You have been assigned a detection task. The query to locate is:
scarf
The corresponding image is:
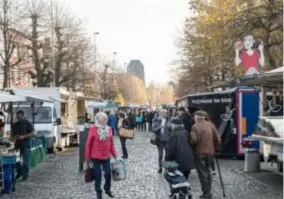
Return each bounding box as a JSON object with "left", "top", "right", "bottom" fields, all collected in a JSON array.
[{"left": 95, "top": 124, "right": 109, "bottom": 141}]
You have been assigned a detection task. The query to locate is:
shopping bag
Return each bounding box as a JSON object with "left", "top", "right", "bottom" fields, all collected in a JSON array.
[
  {"left": 111, "top": 158, "right": 126, "bottom": 181},
  {"left": 119, "top": 128, "right": 134, "bottom": 139},
  {"left": 85, "top": 163, "right": 94, "bottom": 183}
]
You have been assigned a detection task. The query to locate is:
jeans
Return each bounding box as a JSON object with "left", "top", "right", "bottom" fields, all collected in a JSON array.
[
  {"left": 119, "top": 136, "right": 128, "bottom": 158},
  {"left": 16, "top": 148, "right": 31, "bottom": 177},
  {"left": 92, "top": 159, "right": 112, "bottom": 193},
  {"left": 195, "top": 154, "right": 213, "bottom": 196},
  {"left": 157, "top": 142, "right": 167, "bottom": 169}
]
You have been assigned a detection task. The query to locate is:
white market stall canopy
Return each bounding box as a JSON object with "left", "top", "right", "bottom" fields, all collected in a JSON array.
[
  {"left": 0, "top": 93, "right": 26, "bottom": 103},
  {"left": 87, "top": 101, "right": 117, "bottom": 108},
  {"left": 10, "top": 89, "right": 56, "bottom": 103}
]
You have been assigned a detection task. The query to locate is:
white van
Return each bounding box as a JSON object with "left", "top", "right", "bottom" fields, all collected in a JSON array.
[{"left": 5, "top": 101, "right": 62, "bottom": 153}]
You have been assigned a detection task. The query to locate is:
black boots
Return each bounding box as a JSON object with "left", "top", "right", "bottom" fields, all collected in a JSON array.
[
  {"left": 96, "top": 192, "right": 103, "bottom": 199},
  {"left": 105, "top": 190, "right": 115, "bottom": 198}
]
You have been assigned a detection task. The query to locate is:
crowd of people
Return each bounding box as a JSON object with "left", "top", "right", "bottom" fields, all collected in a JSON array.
[{"left": 84, "top": 107, "right": 221, "bottom": 199}]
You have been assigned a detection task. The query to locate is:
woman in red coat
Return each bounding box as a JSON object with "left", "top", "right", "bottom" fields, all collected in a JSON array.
[{"left": 85, "top": 112, "right": 117, "bottom": 199}]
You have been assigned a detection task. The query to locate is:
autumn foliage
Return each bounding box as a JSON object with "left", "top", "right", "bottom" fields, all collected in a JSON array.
[{"left": 174, "top": 0, "right": 283, "bottom": 97}]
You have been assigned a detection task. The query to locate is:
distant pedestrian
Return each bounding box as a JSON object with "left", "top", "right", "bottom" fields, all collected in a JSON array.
[
  {"left": 85, "top": 112, "right": 117, "bottom": 199},
  {"left": 152, "top": 109, "right": 170, "bottom": 173},
  {"left": 108, "top": 110, "right": 117, "bottom": 136},
  {"left": 127, "top": 109, "right": 136, "bottom": 130},
  {"left": 12, "top": 110, "right": 35, "bottom": 181},
  {"left": 190, "top": 111, "right": 221, "bottom": 199},
  {"left": 136, "top": 113, "right": 143, "bottom": 131},
  {"left": 146, "top": 110, "right": 154, "bottom": 132},
  {"left": 118, "top": 112, "right": 129, "bottom": 159},
  {"left": 165, "top": 118, "right": 195, "bottom": 180}
]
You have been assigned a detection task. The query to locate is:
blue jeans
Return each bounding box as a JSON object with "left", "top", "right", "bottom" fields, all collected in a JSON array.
[
  {"left": 92, "top": 159, "right": 111, "bottom": 193},
  {"left": 16, "top": 148, "right": 31, "bottom": 177}
]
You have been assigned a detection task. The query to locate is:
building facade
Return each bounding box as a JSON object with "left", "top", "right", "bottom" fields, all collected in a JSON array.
[
  {"left": 0, "top": 29, "right": 35, "bottom": 88},
  {"left": 127, "top": 60, "right": 145, "bottom": 84}
]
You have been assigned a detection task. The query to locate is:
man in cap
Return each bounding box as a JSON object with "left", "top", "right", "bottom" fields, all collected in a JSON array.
[{"left": 191, "top": 111, "right": 221, "bottom": 199}]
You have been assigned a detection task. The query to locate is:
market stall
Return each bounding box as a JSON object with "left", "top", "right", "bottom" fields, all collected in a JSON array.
[{"left": 0, "top": 92, "right": 53, "bottom": 194}]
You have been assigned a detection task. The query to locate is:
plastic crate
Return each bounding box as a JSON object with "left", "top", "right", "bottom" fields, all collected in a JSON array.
[
  {"left": 3, "top": 164, "right": 15, "bottom": 193},
  {"left": 2, "top": 156, "right": 17, "bottom": 165}
]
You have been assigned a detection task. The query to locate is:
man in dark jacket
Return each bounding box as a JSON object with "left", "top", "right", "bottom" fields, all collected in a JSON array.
[
  {"left": 178, "top": 107, "right": 194, "bottom": 142},
  {"left": 146, "top": 111, "right": 154, "bottom": 131},
  {"left": 165, "top": 118, "right": 195, "bottom": 180},
  {"left": 127, "top": 109, "right": 136, "bottom": 129}
]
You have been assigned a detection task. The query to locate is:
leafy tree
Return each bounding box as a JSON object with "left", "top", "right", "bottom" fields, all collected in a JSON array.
[{"left": 174, "top": 0, "right": 283, "bottom": 97}]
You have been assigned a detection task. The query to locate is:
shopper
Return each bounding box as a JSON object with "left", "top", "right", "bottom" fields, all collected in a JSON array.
[
  {"left": 165, "top": 118, "right": 195, "bottom": 180},
  {"left": 11, "top": 110, "right": 35, "bottom": 181},
  {"left": 118, "top": 112, "right": 129, "bottom": 159},
  {"left": 177, "top": 107, "right": 194, "bottom": 142},
  {"left": 191, "top": 111, "right": 221, "bottom": 199},
  {"left": 152, "top": 109, "right": 170, "bottom": 173},
  {"left": 136, "top": 112, "right": 143, "bottom": 131},
  {"left": 146, "top": 110, "right": 154, "bottom": 132},
  {"left": 85, "top": 112, "right": 117, "bottom": 199},
  {"left": 108, "top": 110, "right": 117, "bottom": 136}
]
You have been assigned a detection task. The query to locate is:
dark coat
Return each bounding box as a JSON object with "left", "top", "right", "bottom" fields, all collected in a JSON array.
[
  {"left": 165, "top": 126, "right": 195, "bottom": 172},
  {"left": 178, "top": 112, "right": 194, "bottom": 142}
]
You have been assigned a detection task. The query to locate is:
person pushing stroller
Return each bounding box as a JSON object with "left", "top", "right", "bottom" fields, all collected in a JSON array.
[{"left": 164, "top": 118, "right": 195, "bottom": 198}]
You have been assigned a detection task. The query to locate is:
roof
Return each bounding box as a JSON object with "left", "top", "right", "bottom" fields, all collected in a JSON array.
[{"left": 209, "top": 67, "right": 283, "bottom": 89}]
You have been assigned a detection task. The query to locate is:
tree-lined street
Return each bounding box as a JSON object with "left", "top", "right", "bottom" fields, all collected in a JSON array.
[{"left": 2, "top": 132, "right": 282, "bottom": 199}]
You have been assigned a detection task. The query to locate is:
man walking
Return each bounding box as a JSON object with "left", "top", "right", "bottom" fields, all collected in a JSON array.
[
  {"left": 146, "top": 110, "right": 154, "bottom": 132},
  {"left": 152, "top": 109, "right": 170, "bottom": 173},
  {"left": 12, "top": 110, "right": 35, "bottom": 181},
  {"left": 191, "top": 111, "right": 221, "bottom": 199}
]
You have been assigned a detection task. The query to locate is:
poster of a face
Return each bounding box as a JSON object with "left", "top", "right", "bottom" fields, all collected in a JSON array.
[{"left": 234, "top": 34, "right": 265, "bottom": 75}]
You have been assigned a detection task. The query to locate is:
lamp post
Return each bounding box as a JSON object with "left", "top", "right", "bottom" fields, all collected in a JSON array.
[
  {"left": 94, "top": 32, "right": 100, "bottom": 70},
  {"left": 112, "top": 52, "right": 117, "bottom": 68}
]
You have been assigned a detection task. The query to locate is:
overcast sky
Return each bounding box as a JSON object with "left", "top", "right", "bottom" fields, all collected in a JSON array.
[{"left": 64, "top": 0, "right": 189, "bottom": 84}]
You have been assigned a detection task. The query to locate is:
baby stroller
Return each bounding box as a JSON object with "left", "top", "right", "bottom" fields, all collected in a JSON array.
[{"left": 163, "top": 161, "right": 192, "bottom": 199}]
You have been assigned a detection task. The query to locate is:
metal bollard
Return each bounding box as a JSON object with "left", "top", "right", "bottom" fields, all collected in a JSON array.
[
  {"left": 244, "top": 150, "right": 261, "bottom": 172},
  {"left": 79, "top": 126, "right": 90, "bottom": 172}
]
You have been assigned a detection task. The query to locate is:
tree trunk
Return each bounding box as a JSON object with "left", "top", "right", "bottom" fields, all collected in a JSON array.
[{"left": 31, "top": 15, "right": 43, "bottom": 86}]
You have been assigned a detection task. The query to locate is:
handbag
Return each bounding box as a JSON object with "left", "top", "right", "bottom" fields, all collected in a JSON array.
[
  {"left": 119, "top": 128, "right": 134, "bottom": 139},
  {"left": 150, "top": 133, "right": 157, "bottom": 145},
  {"left": 85, "top": 163, "right": 94, "bottom": 183}
]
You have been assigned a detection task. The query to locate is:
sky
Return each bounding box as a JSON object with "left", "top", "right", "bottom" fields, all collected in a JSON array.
[{"left": 64, "top": 0, "right": 189, "bottom": 85}]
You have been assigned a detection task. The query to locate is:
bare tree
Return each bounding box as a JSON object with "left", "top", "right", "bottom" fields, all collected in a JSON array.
[
  {"left": 0, "top": 0, "right": 22, "bottom": 88},
  {"left": 20, "top": 0, "right": 52, "bottom": 87}
]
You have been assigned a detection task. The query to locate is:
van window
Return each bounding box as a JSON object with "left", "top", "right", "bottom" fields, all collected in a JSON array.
[{"left": 7, "top": 107, "right": 52, "bottom": 124}]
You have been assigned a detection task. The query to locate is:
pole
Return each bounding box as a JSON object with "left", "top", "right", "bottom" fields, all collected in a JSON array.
[
  {"left": 215, "top": 156, "right": 226, "bottom": 197},
  {"left": 93, "top": 32, "right": 99, "bottom": 70},
  {"left": 113, "top": 52, "right": 117, "bottom": 68},
  {"left": 51, "top": 0, "right": 55, "bottom": 87}
]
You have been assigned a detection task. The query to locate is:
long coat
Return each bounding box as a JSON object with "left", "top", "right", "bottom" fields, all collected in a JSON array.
[{"left": 165, "top": 126, "right": 195, "bottom": 172}]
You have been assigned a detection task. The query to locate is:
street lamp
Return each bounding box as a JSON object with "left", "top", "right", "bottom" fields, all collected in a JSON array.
[
  {"left": 94, "top": 32, "right": 100, "bottom": 70},
  {"left": 112, "top": 52, "right": 117, "bottom": 68}
]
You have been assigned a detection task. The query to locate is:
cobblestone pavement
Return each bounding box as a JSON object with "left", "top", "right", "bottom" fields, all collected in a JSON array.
[{"left": 2, "top": 132, "right": 283, "bottom": 199}]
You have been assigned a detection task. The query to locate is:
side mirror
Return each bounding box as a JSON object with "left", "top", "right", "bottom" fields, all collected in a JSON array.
[{"left": 56, "top": 118, "right": 62, "bottom": 125}]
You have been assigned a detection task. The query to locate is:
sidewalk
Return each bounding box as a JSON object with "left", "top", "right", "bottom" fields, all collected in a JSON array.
[{"left": 2, "top": 131, "right": 283, "bottom": 199}]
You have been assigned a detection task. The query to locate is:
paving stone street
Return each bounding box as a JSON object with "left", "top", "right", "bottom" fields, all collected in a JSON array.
[{"left": 2, "top": 132, "right": 283, "bottom": 199}]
